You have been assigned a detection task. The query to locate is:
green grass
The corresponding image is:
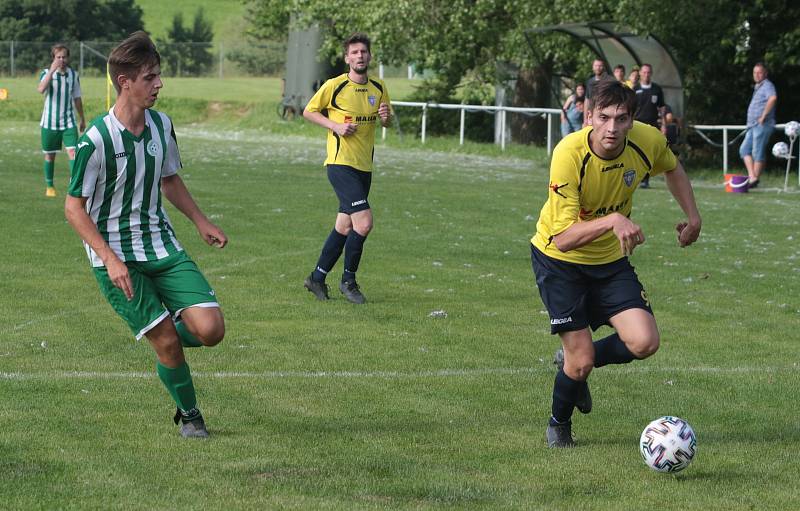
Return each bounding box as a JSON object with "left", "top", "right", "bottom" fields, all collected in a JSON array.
[
  {"left": 2, "top": 111, "right": 800, "bottom": 509},
  {"left": 135, "top": 0, "right": 247, "bottom": 42}
]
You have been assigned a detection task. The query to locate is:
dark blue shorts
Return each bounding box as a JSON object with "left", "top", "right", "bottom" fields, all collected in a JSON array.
[
  {"left": 327, "top": 164, "right": 372, "bottom": 214},
  {"left": 531, "top": 244, "right": 653, "bottom": 334}
]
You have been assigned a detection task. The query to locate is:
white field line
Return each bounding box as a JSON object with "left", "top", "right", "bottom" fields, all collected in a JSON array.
[{"left": 1, "top": 365, "right": 796, "bottom": 382}]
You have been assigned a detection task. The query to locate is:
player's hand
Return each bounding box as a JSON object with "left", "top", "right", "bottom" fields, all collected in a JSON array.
[
  {"left": 676, "top": 219, "right": 701, "bottom": 247},
  {"left": 333, "top": 123, "right": 357, "bottom": 136},
  {"left": 199, "top": 221, "right": 227, "bottom": 248},
  {"left": 612, "top": 214, "right": 645, "bottom": 256},
  {"left": 106, "top": 256, "right": 134, "bottom": 301},
  {"left": 49, "top": 59, "right": 60, "bottom": 73},
  {"left": 378, "top": 103, "right": 391, "bottom": 123}
]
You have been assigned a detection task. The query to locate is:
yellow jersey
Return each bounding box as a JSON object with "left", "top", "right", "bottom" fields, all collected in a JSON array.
[
  {"left": 532, "top": 121, "right": 677, "bottom": 264},
  {"left": 305, "top": 73, "right": 390, "bottom": 172}
]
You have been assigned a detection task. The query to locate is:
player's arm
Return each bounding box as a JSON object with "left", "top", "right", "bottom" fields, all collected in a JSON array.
[
  {"left": 37, "top": 63, "right": 58, "bottom": 94},
  {"left": 759, "top": 95, "right": 777, "bottom": 125},
  {"left": 65, "top": 196, "right": 135, "bottom": 300},
  {"left": 554, "top": 213, "right": 644, "bottom": 257},
  {"left": 161, "top": 174, "right": 227, "bottom": 248},
  {"left": 663, "top": 161, "right": 702, "bottom": 247},
  {"left": 303, "top": 110, "right": 356, "bottom": 136}
]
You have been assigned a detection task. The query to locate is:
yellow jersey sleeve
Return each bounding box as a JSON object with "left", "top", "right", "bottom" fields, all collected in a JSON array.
[
  {"left": 542, "top": 142, "right": 583, "bottom": 238},
  {"left": 305, "top": 79, "right": 334, "bottom": 115}
]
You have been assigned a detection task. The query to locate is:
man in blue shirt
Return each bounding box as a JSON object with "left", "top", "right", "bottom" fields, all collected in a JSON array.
[{"left": 739, "top": 62, "right": 777, "bottom": 188}]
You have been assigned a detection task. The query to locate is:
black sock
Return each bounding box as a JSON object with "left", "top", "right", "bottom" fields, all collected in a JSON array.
[
  {"left": 312, "top": 229, "right": 347, "bottom": 282},
  {"left": 342, "top": 230, "right": 367, "bottom": 283},
  {"left": 593, "top": 333, "right": 636, "bottom": 368},
  {"left": 551, "top": 369, "right": 581, "bottom": 424}
]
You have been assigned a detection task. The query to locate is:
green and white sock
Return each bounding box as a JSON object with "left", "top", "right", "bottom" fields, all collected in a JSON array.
[{"left": 156, "top": 360, "right": 198, "bottom": 414}]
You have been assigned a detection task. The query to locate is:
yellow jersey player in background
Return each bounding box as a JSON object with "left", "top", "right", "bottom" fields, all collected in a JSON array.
[
  {"left": 302, "top": 32, "right": 391, "bottom": 304},
  {"left": 530, "top": 79, "right": 702, "bottom": 448}
]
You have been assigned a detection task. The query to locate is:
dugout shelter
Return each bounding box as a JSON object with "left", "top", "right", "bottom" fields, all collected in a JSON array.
[{"left": 526, "top": 22, "right": 684, "bottom": 119}]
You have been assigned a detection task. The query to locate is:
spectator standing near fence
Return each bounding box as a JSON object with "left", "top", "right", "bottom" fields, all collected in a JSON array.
[
  {"left": 584, "top": 59, "right": 607, "bottom": 126},
  {"left": 739, "top": 62, "right": 777, "bottom": 188},
  {"left": 613, "top": 64, "right": 626, "bottom": 84},
  {"left": 626, "top": 66, "right": 639, "bottom": 89},
  {"left": 38, "top": 44, "right": 86, "bottom": 197},
  {"left": 561, "top": 84, "right": 585, "bottom": 136},
  {"left": 633, "top": 64, "right": 666, "bottom": 188}
]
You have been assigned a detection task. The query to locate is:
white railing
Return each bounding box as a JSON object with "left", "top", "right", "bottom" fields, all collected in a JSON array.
[
  {"left": 385, "top": 101, "right": 562, "bottom": 155},
  {"left": 691, "top": 123, "right": 791, "bottom": 173}
]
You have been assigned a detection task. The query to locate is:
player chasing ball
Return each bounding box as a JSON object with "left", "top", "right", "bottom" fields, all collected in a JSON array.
[
  {"left": 529, "top": 79, "right": 702, "bottom": 448},
  {"left": 302, "top": 32, "right": 391, "bottom": 304},
  {"left": 65, "top": 32, "right": 227, "bottom": 438}
]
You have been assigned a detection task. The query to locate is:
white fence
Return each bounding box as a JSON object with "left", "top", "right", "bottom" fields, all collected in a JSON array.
[
  {"left": 385, "top": 101, "right": 562, "bottom": 155},
  {"left": 691, "top": 123, "right": 795, "bottom": 173}
]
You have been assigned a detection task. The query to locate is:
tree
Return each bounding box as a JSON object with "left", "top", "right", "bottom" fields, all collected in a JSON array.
[
  {"left": 243, "top": 0, "right": 800, "bottom": 142},
  {"left": 0, "top": 0, "right": 144, "bottom": 74},
  {"left": 157, "top": 8, "right": 215, "bottom": 76}
]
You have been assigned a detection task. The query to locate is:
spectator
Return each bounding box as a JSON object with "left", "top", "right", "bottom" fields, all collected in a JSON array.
[
  {"left": 661, "top": 103, "right": 680, "bottom": 151},
  {"left": 634, "top": 64, "right": 666, "bottom": 187},
  {"left": 561, "top": 84, "right": 586, "bottom": 136},
  {"left": 584, "top": 59, "right": 607, "bottom": 124},
  {"left": 613, "top": 64, "right": 626, "bottom": 84},
  {"left": 626, "top": 66, "right": 640, "bottom": 89},
  {"left": 739, "top": 62, "right": 777, "bottom": 188}
]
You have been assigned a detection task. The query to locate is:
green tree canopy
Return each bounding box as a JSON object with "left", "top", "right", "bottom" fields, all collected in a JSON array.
[
  {"left": 157, "top": 8, "right": 215, "bottom": 76},
  {"left": 244, "top": 0, "right": 800, "bottom": 128}
]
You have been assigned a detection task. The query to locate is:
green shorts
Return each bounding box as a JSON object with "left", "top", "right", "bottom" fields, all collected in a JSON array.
[
  {"left": 41, "top": 126, "right": 78, "bottom": 153},
  {"left": 93, "top": 251, "right": 220, "bottom": 340}
]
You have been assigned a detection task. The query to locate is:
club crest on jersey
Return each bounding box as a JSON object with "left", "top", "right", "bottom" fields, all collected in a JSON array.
[
  {"left": 146, "top": 140, "right": 159, "bottom": 157},
  {"left": 623, "top": 170, "right": 636, "bottom": 187},
  {"left": 368, "top": 95, "right": 376, "bottom": 106}
]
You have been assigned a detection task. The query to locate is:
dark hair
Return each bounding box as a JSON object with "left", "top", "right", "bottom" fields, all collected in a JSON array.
[
  {"left": 613, "top": 64, "right": 625, "bottom": 73},
  {"left": 574, "top": 96, "right": 585, "bottom": 104},
  {"left": 640, "top": 63, "right": 652, "bottom": 71},
  {"left": 343, "top": 32, "right": 371, "bottom": 55},
  {"left": 108, "top": 31, "right": 161, "bottom": 94},
  {"left": 589, "top": 79, "right": 636, "bottom": 115},
  {"left": 51, "top": 44, "right": 70, "bottom": 58}
]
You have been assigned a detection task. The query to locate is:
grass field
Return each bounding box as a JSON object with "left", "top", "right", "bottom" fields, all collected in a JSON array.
[{"left": 2, "top": 81, "right": 800, "bottom": 508}]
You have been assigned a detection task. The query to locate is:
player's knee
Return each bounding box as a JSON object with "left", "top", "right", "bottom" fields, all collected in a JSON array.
[
  {"left": 629, "top": 333, "right": 660, "bottom": 359},
  {"left": 565, "top": 356, "right": 594, "bottom": 381},
  {"left": 196, "top": 322, "right": 225, "bottom": 347}
]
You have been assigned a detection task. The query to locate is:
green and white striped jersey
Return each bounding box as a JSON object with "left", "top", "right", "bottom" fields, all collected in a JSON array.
[
  {"left": 39, "top": 67, "right": 82, "bottom": 130},
  {"left": 68, "top": 107, "right": 184, "bottom": 267}
]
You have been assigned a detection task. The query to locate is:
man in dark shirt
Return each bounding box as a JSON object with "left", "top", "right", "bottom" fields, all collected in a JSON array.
[{"left": 633, "top": 64, "right": 666, "bottom": 187}]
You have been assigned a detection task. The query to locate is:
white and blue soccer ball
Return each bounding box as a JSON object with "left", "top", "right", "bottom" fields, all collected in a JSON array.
[
  {"left": 772, "top": 141, "right": 790, "bottom": 159},
  {"left": 640, "top": 416, "right": 697, "bottom": 473},
  {"left": 784, "top": 121, "right": 800, "bottom": 139}
]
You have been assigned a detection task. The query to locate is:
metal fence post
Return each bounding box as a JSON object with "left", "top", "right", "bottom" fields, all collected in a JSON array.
[
  {"left": 421, "top": 104, "right": 427, "bottom": 144},
  {"left": 500, "top": 108, "right": 506, "bottom": 151},
  {"left": 10, "top": 40, "right": 14, "bottom": 77},
  {"left": 547, "top": 113, "right": 553, "bottom": 156},
  {"left": 459, "top": 107, "right": 465, "bottom": 145},
  {"left": 80, "top": 42, "right": 84, "bottom": 76},
  {"left": 722, "top": 128, "right": 728, "bottom": 172}
]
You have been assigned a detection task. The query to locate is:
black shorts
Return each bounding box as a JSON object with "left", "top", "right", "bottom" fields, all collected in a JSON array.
[
  {"left": 531, "top": 244, "right": 653, "bottom": 334},
  {"left": 327, "top": 164, "right": 372, "bottom": 214}
]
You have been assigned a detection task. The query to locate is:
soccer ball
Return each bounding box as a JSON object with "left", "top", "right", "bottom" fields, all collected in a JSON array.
[
  {"left": 785, "top": 121, "right": 800, "bottom": 139},
  {"left": 772, "top": 141, "right": 790, "bottom": 159},
  {"left": 639, "top": 416, "right": 697, "bottom": 473}
]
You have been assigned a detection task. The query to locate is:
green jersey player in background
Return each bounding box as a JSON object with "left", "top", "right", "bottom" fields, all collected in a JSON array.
[
  {"left": 38, "top": 44, "right": 86, "bottom": 197},
  {"left": 65, "top": 32, "right": 227, "bottom": 438}
]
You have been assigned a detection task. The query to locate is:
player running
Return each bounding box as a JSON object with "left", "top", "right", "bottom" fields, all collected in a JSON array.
[
  {"left": 38, "top": 44, "right": 86, "bottom": 197},
  {"left": 65, "top": 32, "right": 227, "bottom": 438},
  {"left": 302, "top": 32, "right": 392, "bottom": 304},
  {"left": 530, "top": 79, "right": 702, "bottom": 448}
]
